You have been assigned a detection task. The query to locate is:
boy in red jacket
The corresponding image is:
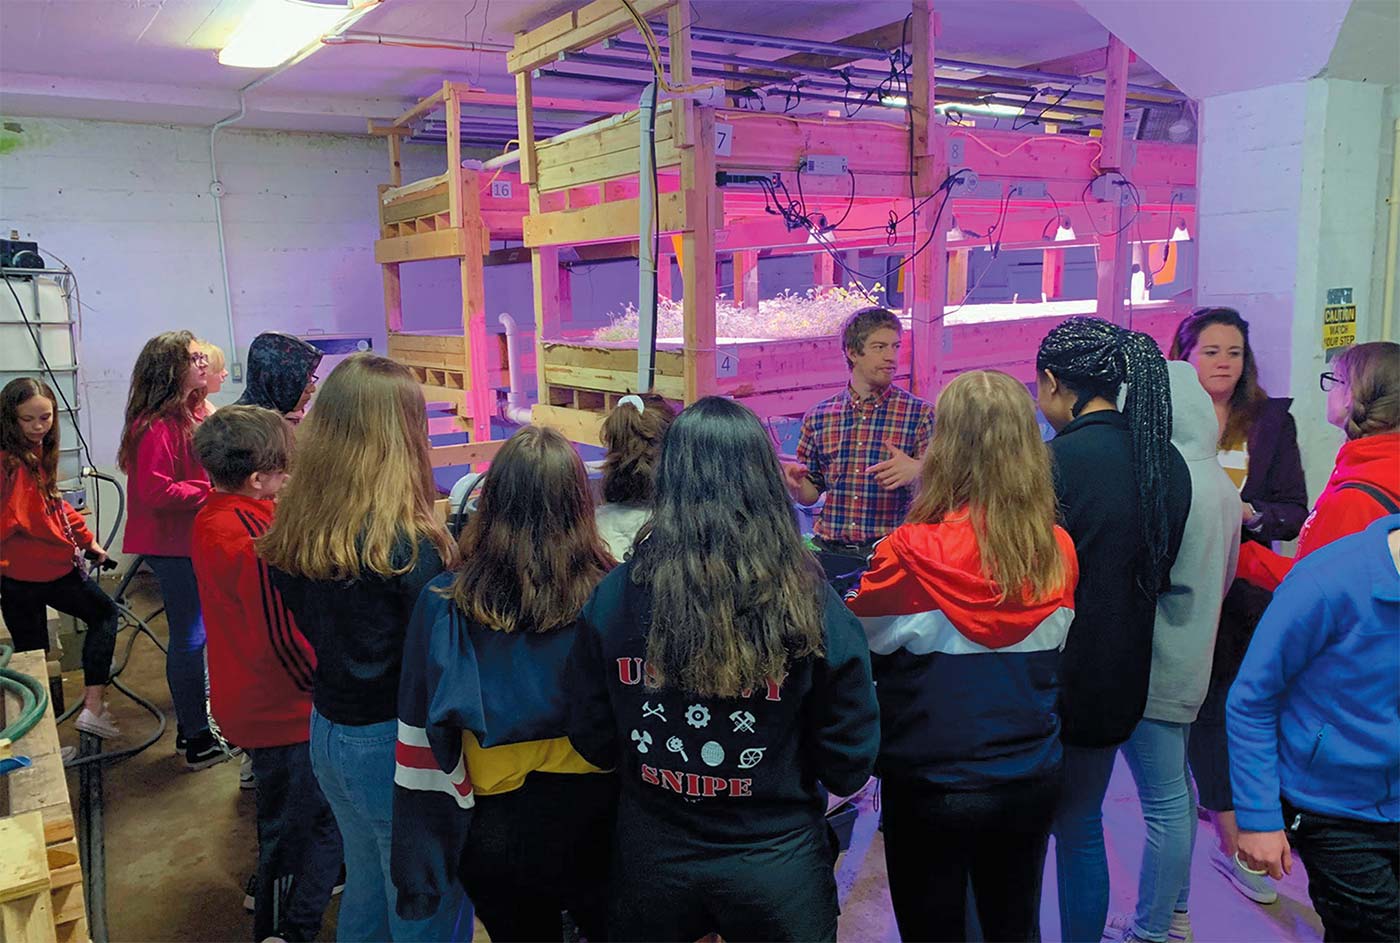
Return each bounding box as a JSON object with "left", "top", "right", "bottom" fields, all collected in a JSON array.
[{"left": 192, "top": 406, "right": 341, "bottom": 943}]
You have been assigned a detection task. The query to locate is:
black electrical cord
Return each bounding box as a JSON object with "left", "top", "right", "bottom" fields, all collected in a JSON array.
[{"left": 1081, "top": 171, "right": 1142, "bottom": 237}]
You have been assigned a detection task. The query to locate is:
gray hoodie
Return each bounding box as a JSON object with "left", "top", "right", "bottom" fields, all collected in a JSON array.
[{"left": 1145, "top": 362, "right": 1242, "bottom": 723}]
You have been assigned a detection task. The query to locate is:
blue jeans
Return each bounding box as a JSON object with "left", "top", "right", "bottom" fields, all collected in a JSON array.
[
  {"left": 1053, "top": 744, "right": 1118, "bottom": 943},
  {"left": 144, "top": 556, "right": 209, "bottom": 739},
  {"left": 308, "top": 709, "right": 471, "bottom": 942},
  {"left": 1121, "top": 719, "right": 1196, "bottom": 942}
]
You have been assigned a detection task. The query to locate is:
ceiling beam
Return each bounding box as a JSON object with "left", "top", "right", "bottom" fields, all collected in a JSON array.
[{"left": 771, "top": 20, "right": 913, "bottom": 71}]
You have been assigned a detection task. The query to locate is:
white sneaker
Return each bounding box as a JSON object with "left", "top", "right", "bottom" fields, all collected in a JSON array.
[
  {"left": 1212, "top": 848, "right": 1278, "bottom": 904},
  {"left": 1103, "top": 910, "right": 1193, "bottom": 942},
  {"left": 240, "top": 754, "right": 256, "bottom": 790},
  {"left": 75, "top": 705, "right": 121, "bottom": 739}
]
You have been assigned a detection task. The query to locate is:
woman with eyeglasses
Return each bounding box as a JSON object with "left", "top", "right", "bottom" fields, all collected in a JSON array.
[
  {"left": 1168, "top": 308, "right": 1310, "bottom": 905},
  {"left": 1241, "top": 340, "right": 1400, "bottom": 587}
]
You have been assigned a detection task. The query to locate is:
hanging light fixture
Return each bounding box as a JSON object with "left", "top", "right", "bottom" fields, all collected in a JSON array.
[
  {"left": 1171, "top": 218, "right": 1191, "bottom": 241},
  {"left": 1054, "top": 217, "right": 1076, "bottom": 242},
  {"left": 219, "top": 0, "right": 374, "bottom": 68}
]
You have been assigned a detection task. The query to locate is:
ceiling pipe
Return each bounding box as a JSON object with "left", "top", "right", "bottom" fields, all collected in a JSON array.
[{"left": 325, "top": 31, "right": 512, "bottom": 54}]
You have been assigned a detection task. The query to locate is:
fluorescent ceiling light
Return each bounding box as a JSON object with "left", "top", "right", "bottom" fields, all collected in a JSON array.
[
  {"left": 880, "top": 95, "right": 909, "bottom": 108},
  {"left": 219, "top": 0, "right": 369, "bottom": 69},
  {"left": 936, "top": 101, "right": 1024, "bottom": 119}
]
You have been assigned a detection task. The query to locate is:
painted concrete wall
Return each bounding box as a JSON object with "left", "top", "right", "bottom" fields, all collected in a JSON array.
[
  {"left": 0, "top": 116, "right": 465, "bottom": 464},
  {"left": 1195, "top": 77, "right": 1396, "bottom": 501}
]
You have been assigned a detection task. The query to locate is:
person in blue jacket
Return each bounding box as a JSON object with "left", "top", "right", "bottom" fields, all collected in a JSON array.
[{"left": 1228, "top": 514, "right": 1400, "bottom": 943}]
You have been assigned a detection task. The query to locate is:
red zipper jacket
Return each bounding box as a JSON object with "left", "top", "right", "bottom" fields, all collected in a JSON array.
[
  {"left": 191, "top": 492, "right": 315, "bottom": 748},
  {"left": 121, "top": 416, "right": 211, "bottom": 557},
  {"left": 1, "top": 456, "right": 94, "bottom": 582},
  {"left": 1238, "top": 432, "right": 1400, "bottom": 590}
]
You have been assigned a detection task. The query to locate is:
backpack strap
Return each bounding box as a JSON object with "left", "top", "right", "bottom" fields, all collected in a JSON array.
[{"left": 1339, "top": 482, "right": 1400, "bottom": 515}]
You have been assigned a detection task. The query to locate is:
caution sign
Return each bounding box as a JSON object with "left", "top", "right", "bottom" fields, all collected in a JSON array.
[{"left": 1323, "top": 300, "right": 1357, "bottom": 352}]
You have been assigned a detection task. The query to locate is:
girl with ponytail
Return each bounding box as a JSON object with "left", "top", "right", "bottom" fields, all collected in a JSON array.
[
  {"left": 1034, "top": 317, "right": 1193, "bottom": 942},
  {"left": 595, "top": 393, "right": 676, "bottom": 561}
]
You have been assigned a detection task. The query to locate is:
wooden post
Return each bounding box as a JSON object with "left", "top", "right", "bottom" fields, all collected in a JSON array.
[
  {"left": 680, "top": 108, "right": 717, "bottom": 402},
  {"left": 382, "top": 263, "right": 403, "bottom": 332},
  {"left": 947, "top": 249, "right": 969, "bottom": 305},
  {"left": 814, "top": 252, "right": 836, "bottom": 288},
  {"left": 531, "top": 241, "right": 560, "bottom": 409},
  {"left": 1095, "top": 33, "right": 1133, "bottom": 327},
  {"left": 445, "top": 82, "right": 464, "bottom": 228},
  {"left": 1041, "top": 248, "right": 1065, "bottom": 300},
  {"left": 908, "top": 0, "right": 947, "bottom": 398},
  {"left": 515, "top": 70, "right": 538, "bottom": 186},
  {"left": 668, "top": 3, "right": 694, "bottom": 149},
  {"left": 657, "top": 252, "right": 673, "bottom": 299},
  {"left": 735, "top": 251, "right": 758, "bottom": 310},
  {"left": 387, "top": 133, "right": 403, "bottom": 188}
]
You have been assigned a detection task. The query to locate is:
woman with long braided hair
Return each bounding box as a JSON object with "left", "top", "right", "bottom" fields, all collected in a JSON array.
[{"left": 1034, "top": 317, "right": 1192, "bottom": 942}]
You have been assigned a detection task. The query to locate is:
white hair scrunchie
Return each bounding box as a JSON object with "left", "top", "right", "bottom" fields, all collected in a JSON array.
[{"left": 618, "top": 394, "right": 645, "bottom": 414}]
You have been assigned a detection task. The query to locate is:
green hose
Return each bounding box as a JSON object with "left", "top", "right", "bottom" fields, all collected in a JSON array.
[{"left": 0, "top": 643, "right": 51, "bottom": 746}]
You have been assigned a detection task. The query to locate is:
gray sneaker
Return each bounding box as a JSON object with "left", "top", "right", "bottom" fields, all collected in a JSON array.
[
  {"left": 1212, "top": 849, "right": 1278, "bottom": 904},
  {"left": 75, "top": 705, "right": 121, "bottom": 739}
]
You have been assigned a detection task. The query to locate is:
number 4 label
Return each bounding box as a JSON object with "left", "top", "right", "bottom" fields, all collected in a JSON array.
[
  {"left": 717, "top": 348, "right": 739, "bottom": 378},
  {"left": 714, "top": 123, "right": 734, "bottom": 158},
  {"left": 489, "top": 180, "right": 512, "bottom": 199}
]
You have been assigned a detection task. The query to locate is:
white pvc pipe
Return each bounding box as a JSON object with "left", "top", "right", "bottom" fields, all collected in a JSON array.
[
  {"left": 497, "top": 312, "right": 533, "bottom": 425},
  {"left": 1383, "top": 119, "right": 1399, "bottom": 342}
]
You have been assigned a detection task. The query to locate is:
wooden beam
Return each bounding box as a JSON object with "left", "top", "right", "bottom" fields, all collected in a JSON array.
[
  {"left": 1022, "top": 44, "right": 1138, "bottom": 78},
  {"left": 531, "top": 245, "right": 561, "bottom": 409},
  {"left": 669, "top": 2, "right": 694, "bottom": 149},
  {"left": 445, "top": 83, "right": 464, "bottom": 228},
  {"left": 382, "top": 262, "right": 403, "bottom": 332},
  {"left": 531, "top": 404, "right": 606, "bottom": 447},
  {"left": 909, "top": 0, "right": 946, "bottom": 399},
  {"left": 460, "top": 210, "right": 493, "bottom": 444},
  {"left": 515, "top": 71, "right": 538, "bottom": 186},
  {"left": 814, "top": 252, "right": 836, "bottom": 287},
  {"left": 1095, "top": 33, "right": 1134, "bottom": 327},
  {"left": 508, "top": 0, "right": 677, "bottom": 75},
  {"left": 523, "top": 192, "right": 686, "bottom": 248},
  {"left": 374, "top": 229, "right": 469, "bottom": 264},
  {"left": 680, "top": 108, "right": 718, "bottom": 402},
  {"left": 947, "top": 249, "right": 968, "bottom": 305},
  {"left": 734, "top": 251, "right": 758, "bottom": 309},
  {"left": 390, "top": 86, "right": 447, "bottom": 128},
  {"left": 1042, "top": 248, "right": 1065, "bottom": 300},
  {"left": 447, "top": 84, "right": 637, "bottom": 115},
  {"left": 657, "top": 251, "right": 673, "bottom": 299},
  {"left": 771, "top": 20, "right": 910, "bottom": 71},
  {"left": 387, "top": 134, "right": 403, "bottom": 188},
  {"left": 429, "top": 439, "right": 508, "bottom": 469}
]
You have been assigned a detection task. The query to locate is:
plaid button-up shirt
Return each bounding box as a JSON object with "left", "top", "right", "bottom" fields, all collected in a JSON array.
[{"left": 797, "top": 383, "right": 935, "bottom": 544}]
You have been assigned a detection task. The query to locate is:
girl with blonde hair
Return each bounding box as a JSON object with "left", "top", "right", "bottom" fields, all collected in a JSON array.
[
  {"left": 847, "top": 369, "right": 1079, "bottom": 943},
  {"left": 259, "top": 353, "right": 467, "bottom": 942},
  {"left": 195, "top": 341, "right": 228, "bottom": 418}
]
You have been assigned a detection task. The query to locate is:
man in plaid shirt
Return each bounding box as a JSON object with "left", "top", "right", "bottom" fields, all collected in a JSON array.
[{"left": 784, "top": 307, "right": 934, "bottom": 556}]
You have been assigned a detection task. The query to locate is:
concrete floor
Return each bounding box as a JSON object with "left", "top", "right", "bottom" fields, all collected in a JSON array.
[{"left": 54, "top": 573, "right": 1323, "bottom": 942}]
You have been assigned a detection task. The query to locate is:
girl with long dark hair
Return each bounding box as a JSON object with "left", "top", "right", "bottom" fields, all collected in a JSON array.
[
  {"left": 1, "top": 377, "right": 121, "bottom": 737},
  {"left": 566, "top": 397, "right": 879, "bottom": 942},
  {"left": 1169, "top": 307, "right": 1308, "bottom": 905},
  {"left": 393, "top": 425, "right": 616, "bottom": 941},
  {"left": 118, "top": 330, "right": 221, "bottom": 768},
  {"left": 1035, "top": 317, "right": 1192, "bottom": 942},
  {"left": 847, "top": 370, "right": 1078, "bottom": 942}
]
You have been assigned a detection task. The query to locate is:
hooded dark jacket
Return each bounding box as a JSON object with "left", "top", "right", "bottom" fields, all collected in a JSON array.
[{"left": 235, "top": 333, "right": 322, "bottom": 416}]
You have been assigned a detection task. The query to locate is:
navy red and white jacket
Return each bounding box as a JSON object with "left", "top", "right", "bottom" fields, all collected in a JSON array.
[
  {"left": 391, "top": 573, "right": 610, "bottom": 920},
  {"left": 190, "top": 492, "right": 314, "bottom": 749},
  {"left": 845, "top": 516, "right": 1078, "bottom": 789}
]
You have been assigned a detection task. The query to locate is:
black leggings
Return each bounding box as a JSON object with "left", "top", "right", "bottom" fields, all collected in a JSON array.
[
  {"left": 1, "top": 569, "right": 119, "bottom": 687},
  {"left": 458, "top": 772, "right": 616, "bottom": 942},
  {"left": 882, "top": 775, "right": 1060, "bottom": 943}
]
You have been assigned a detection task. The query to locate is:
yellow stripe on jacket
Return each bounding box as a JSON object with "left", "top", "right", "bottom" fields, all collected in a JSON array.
[{"left": 462, "top": 730, "right": 607, "bottom": 796}]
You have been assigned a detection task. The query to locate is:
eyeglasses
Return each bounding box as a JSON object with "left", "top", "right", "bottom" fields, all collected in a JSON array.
[
  {"left": 191, "top": 353, "right": 210, "bottom": 367},
  {"left": 1319, "top": 372, "right": 1343, "bottom": 392}
]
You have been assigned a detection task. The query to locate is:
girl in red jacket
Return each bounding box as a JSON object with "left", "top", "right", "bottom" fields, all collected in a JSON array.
[
  {"left": 1239, "top": 341, "right": 1400, "bottom": 590},
  {"left": 117, "top": 331, "right": 222, "bottom": 769},
  {"left": 1, "top": 378, "right": 120, "bottom": 738}
]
